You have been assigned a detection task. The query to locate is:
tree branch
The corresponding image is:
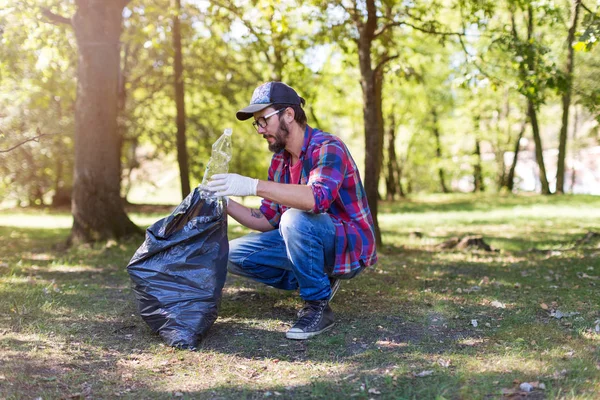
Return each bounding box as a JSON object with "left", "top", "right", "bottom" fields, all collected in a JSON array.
[
  {"left": 374, "top": 21, "right": 404, "bottom": 38},
  {"left": 41, "top": 8, "right": 72, "bottom": 26},
  {"left": 580, "top": 2, "right": 596, "bottom": 15},
  {"left": 402, "top": 21, "right": 465, "bottom": 38},
  {"left": 0, "top": 131, "right": 53, "bottom": 154},
  {"left": 374, "top": 54, "right": 400, "bottom": 75},
  {"left": 208, "top": 0, "right": 273, "bottom": 65}
]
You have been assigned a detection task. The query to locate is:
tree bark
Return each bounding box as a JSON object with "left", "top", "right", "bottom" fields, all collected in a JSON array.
[
  {"left": 570, "top": 105, "right": 579, "bottom": 192},
  {"left": 356, "top": 0, "right": 382, "bottom": 246},
  {"left": 527, "top": 99, "right": 551, "bottom": 194},
  {"left": 385, "top": 114, "right": 398, "bottom": 200},
  {"left": 523, "top": 6, "right": 551, "bottom": 194},
  {"left": 556, "top": 0, "right": 581, "bottom": 194},
  {"left": 506, "top": 119, "right": 527, "bottom": 192},
  {"left": 173, "top": 0, "right": 190, "bottom": 198},
  {"left": 473, "top": 138, "right": 484, "bottom": 192},
  {"left": 70, "top": 0, "right": 141, "bottom": 244}
]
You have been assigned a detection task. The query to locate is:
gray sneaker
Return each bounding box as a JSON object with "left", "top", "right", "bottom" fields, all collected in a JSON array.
[
  {"left": 297, "top": 278, "right": 340, "bottom": 318},
  {"left": 286, "top": 300, "right": 334, "bottom": 340}
]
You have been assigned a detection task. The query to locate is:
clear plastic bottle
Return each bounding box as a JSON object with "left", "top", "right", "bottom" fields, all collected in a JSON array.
[{"left": 201, "top": 128, "right": 232, "bottom": 187}]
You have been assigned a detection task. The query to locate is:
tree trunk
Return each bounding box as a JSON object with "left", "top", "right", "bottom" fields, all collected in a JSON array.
[
  {"left": 473, "top": 138, "right": 484, "bottom": 192},
  {"left": 432, "top": 109, "right": 449, "bottom": 193},
  {"left": 506, "top": 119, "right": 526, "bottom": 192},
  {"left": 570, "top": 105, "right": 579, "bottom": 192},
  {"left": 173, "top": 0, "right": 190, "bottom": 198},
  {"left": 527, "top": 100, "right": 551, "bottom": 194},
  {"left": 374, "top": 63, "right": 385, "bottom": 202},
  {"left": 70, "top": 0, "right": 141, "bottom": 244},
  {"left": 356, "top": 0, "right": 382, "bottom": 246},
  {"left": 556, "top": 0, "right": 581, "bottom": 194},
  {"left": 524, "top": 6, "right": 550, "bottom": 195},
  {"left": 385, "top": 114, "right": 398, "bottom": 200},
  {"left": 498, "top": 92, "right": 510, "bottom": 190}
]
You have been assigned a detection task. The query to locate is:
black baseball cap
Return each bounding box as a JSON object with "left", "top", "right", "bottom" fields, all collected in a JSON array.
[{"left": 236, "top": 82, "right": 305, "bottom": 121}]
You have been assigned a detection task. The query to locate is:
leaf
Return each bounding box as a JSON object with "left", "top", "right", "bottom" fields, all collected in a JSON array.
[
  {"left": 573, "top": 42, "right": 587, "bottom": 52},
  {"left": 540, "top": 303, "right": 549, "bottom": 310},
  {"left": 438, "top": 359, "right": 451, "bottom": 368},
  {"left": 491, "top": 301, "right": 506, "bottom": 309},
  {"left": 368, "top": 388, "right": 381, "bottom": 394},
  {"left": 414, "top": 370, "right": 434, "bottom": 377}
]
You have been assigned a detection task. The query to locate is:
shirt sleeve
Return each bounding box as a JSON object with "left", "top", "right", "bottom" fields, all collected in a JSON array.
[
  {"left": 307, "top": 140, "right": 348, "bottom": 214},
  {"left": 259, "top": 160, "right": 282, "bottom": 227}
]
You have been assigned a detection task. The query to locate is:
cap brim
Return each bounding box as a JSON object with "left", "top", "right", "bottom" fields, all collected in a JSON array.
[{"left": 236, "top": 103, "right": 272, "bottom": 121}]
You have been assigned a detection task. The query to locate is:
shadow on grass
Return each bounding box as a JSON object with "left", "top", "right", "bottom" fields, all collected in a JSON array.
[{"left": 2, "top": 222, "right": 600, "bottom": 398}]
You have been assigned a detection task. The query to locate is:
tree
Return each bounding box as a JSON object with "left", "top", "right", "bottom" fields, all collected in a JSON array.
[
  {"left": 172, "top": 0, "right": 190, "bottom": 198},
  {"left": 556, "top": 0, "right": 582, "bottom": 194},
  {"left": 45, "top": 0, "right": 141, "bottom": 243}
]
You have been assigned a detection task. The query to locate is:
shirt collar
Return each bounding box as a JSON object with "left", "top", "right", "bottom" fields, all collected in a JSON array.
[{"left": 282, "top": 124, "right": 313, "bottom": 165}]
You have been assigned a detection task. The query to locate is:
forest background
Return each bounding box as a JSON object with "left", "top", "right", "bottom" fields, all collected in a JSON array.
[{"left": 1, "top": 0, "right": 599, "bottom": 244}]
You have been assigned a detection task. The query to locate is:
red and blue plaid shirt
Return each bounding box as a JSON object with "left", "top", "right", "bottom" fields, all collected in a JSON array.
[{"left": 260, "top": 125, "right": 377, "bottom": 275}]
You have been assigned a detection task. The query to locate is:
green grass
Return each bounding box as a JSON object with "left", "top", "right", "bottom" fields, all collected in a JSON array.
[{"left": 1, "top": 193, "right": 600, "bottom": 399}]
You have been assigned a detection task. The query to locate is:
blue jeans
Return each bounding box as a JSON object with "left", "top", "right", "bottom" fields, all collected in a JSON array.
[{"left": 227, "top": 209, "right": 336, "bottom": 301}]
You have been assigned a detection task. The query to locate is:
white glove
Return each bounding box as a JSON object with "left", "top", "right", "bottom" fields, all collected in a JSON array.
[{"left": 207, "top": 173, "right": 259, "bottom": 197}]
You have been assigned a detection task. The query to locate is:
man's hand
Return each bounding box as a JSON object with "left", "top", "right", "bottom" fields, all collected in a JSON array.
[{"left": 207, "top": 173, "right": 259, "bottom": 197}]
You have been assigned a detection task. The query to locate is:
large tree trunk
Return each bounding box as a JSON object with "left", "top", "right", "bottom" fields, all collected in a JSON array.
[
  {"left": 173, "top": 0, "right": 190, "bottom": 198},
  {"left": 70, "top": 0, "right": 140, "bottom": 244},
  {"left": 556, "top": 0, "right": 581, "bottom": 194},
  {"left": 357, "top": 0, "right": 382, "bottom": 246}
]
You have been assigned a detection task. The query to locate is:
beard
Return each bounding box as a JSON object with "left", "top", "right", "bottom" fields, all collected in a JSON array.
[{"left": 266, "top": 117, "right": 290, "bottom": 153}]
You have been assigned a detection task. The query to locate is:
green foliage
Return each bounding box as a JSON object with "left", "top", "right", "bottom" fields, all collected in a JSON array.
[
  {"left": 0, "top": 1, "right": 76, "bottom": 206},
  {"left": 2, "top": 0, "right": 599, "bottom": 205}
]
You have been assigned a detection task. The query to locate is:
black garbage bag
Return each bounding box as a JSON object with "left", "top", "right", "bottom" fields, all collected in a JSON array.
[{"left": 126, "top": 187, "right": 228, "bottom": 350}]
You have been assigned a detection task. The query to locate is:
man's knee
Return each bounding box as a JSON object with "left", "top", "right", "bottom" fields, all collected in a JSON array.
[{"left": 279, "top": 208, "right": 310, "bottom": 237}]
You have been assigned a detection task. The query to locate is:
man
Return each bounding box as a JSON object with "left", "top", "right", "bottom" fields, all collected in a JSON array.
[{"left": 207, "top": 81, "right": 377, "bottom": 340}]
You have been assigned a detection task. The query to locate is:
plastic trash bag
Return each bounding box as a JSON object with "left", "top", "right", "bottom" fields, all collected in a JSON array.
[{"left": 126, "top": 187, "right": 228, "bottom": 350}]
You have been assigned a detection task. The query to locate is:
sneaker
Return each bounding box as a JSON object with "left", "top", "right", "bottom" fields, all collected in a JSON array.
[
  {"left": 297, "top": 278, "right": 341, "bottom": 318},
  {"left": 286, "top": 299, "right": 334, "bottom": 340}
]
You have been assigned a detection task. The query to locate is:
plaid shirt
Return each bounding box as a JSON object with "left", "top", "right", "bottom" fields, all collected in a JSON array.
[{"left": 260, "top": 125, "right": 377, "bottom": 275}]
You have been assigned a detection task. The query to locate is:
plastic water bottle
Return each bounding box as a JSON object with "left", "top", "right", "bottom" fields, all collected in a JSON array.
[{"left": 201, "top": 128, "right": 232, "bottom": 186}]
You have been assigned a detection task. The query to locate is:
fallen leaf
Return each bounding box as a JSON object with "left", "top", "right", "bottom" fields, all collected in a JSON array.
[
  {"left": 368, "top": 388, "right": 381, "bottom": 394},
  {"left": 578, "top": 272, "right": 599, "bottom": 280},
  {"left": 414, "top": 370, "right": 434, "bottom": 377},
  {"left": 540, "top": 303, "right": 549, "bottom": 310},
  {"left": 438, "top": 359, "right": 451, "bottom": 368},
  {"left": 519, "top": 382, "right": 534, "bottom": 392},
  {"left": 491, "top": 301, "right": 506, "bottom": 309}
]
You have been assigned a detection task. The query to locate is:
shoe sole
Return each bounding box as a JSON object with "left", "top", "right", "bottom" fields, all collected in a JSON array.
[{"left": 285, "top": 323, "right": 335, "bottom": 340}]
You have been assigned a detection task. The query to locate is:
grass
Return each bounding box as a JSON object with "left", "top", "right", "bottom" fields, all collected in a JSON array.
[{"left": 1, "top": 193, "right": 600, "bottom": 399}]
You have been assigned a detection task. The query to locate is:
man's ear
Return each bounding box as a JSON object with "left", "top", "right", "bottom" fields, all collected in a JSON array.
[{"left": 285, "top": 107, "right": 295, "bottom": 123}]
